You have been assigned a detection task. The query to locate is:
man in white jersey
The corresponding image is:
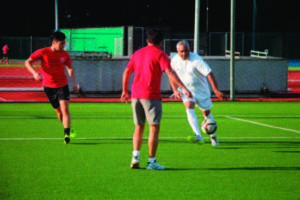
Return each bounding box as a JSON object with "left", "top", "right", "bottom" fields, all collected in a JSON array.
[{"left": 170, "top": 40, "right": 226, "bottom": 146}]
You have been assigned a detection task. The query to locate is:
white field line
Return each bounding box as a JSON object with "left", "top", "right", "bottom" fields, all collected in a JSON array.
[
  {"left": 1, "top": 136, "right": 300, "bottom": 141},
  {"left": 224, "top": 115, "right": 300, "bottom": 135}
]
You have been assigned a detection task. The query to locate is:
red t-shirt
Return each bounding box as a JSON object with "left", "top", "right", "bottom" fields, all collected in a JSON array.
[
  {"left": 30, "top": 47, "right": 72, "bottom": 88},
  {"left": 127, "top": 45, "right": 171, "bottom": 99},
  {"left": 2, "top": 45, "right": 8, "bottom": 54}
]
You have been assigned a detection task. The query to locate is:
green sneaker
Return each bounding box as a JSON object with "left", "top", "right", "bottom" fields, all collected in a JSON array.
[
  {"left": 70, "top": 128, "right": 77, "bottom": 138},
  {"left": 64, "top": 134, "right": 70, "bottom": 144},
  {"left": 187, "top": 135, "right": 204, "bottom": 144}
]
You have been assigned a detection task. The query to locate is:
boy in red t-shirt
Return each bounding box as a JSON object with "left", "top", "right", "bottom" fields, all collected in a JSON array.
[
  {"left": 121, "top": 29, "right": 192, "bottom": 170},
  {"left": 0, "top": 44, "right": 9, "bottom": 64},
  {"left": 25, "top": 31, "right": 80, "bottom": 144}
]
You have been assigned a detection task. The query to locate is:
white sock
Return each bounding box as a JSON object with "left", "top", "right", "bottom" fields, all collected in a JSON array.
[
  {"left": 133, "top": 150, "right": 140, "bottom": 157},
  {"left": 148, "top": 157, "right": 156, "bottom": 163},
  {"left": 205, "top": 113, "right": 215, "bottom": 121},
  {"left": 186, "top": 109, "right": 201, "bottom": 136}
]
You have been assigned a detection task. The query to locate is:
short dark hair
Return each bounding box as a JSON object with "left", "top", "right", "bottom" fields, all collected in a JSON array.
[
  {"left": 51, "top": 30, "right": 66, "bottom": 41},
  {"left": 147, "top": 28, "right": 164, "bottom": 45}
]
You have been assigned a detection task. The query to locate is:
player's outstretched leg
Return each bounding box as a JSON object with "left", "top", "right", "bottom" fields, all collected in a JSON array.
[
  {"left": 205, "top": 113, "right": 220, "bottom": 146},
  {"left": 186, "top": 109, "right": 204, "bottom": 144},
  {"left": 201, "top": 109, "right": 220, "bottom": 146}
]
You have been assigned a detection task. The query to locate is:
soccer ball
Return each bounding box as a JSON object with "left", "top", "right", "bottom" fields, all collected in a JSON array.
[{"left": 201, "top": 119, "right": 217, "bottom": 135}]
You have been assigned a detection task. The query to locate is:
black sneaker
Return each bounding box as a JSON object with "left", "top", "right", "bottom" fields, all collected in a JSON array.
[{"left": 64, "top": 134, "right": 70, "bottom": 144}]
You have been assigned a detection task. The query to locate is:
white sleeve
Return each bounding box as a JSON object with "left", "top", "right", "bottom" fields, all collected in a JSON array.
[
  {"left": 171, "top": 56, "right": 179, "bottom": 72},
  {"left": 195, "top": 58, "right": 211, "bottom": 77}
]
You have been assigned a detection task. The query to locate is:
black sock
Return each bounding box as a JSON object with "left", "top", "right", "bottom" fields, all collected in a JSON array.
[{"left": 64, "top": 128, "right": 70, "bottom": 136}]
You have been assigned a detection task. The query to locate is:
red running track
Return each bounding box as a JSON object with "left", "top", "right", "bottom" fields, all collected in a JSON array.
[{"left": 1, "top": 67, "right": 300, "bottom": 102}]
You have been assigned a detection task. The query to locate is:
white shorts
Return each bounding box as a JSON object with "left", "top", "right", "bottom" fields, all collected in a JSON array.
[{"left": 180, "top": 92, "right": 213, "bottom": 111}]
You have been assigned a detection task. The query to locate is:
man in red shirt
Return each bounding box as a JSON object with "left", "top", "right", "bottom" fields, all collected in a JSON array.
[
  {"left": 121, "top": 29, "right": 192, "bottom": 170},
  {"left": 25, "top": 31, "right": 80, "bottom": 144},
  {"left": 0, "top": 44, "right": 9, "bottom": 64}
]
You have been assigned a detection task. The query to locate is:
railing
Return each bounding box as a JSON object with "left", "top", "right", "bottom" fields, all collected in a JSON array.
[{"left": 250, "top": 49, "right": 268, "bottom": 58}]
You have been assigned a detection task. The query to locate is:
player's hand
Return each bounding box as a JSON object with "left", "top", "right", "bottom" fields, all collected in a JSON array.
[
  {"left": 74, "top": 84, "right": 85, "bottom": 98},
  {"left": 182, "top": 88, "right": 193, "bottom": 98},
  {"left": 170, "top": 90, "right": 181, "bottom": 99},
  {"left": 33, "top": 72, "right": 42, "bottom": 81},
  {"left": 121, "top": 92, "right": 130, "bottom": 103},
  {"left": 215, "top": 90, "right": 228, "bottom": 101}
]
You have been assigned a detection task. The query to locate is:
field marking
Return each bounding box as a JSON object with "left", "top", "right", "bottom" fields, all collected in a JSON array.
[
  {"left": 1, "top": 136, "right": 300, "bottom": 141},
  {"left": 225, "top": 115, "right": 300, "bottom": 134}
]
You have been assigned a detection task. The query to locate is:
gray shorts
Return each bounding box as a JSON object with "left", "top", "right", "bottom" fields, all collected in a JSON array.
[{"left": 131, "top": 99, "right": 162, "bottom": 125}]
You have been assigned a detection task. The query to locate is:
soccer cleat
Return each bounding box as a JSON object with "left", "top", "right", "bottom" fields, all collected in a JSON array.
[
  {"left": 70, "top": 128, "right": 78, "bottom": 138},
  {"left": 187, "top": 135, "right": 204, "bottom": 144},
  {"left": 146, "top": 161, "right": 165, "bottom": 170},
  {"left": 130, "top": 155, "right": 140, "bottom": 169},
  {"left": 210, "top": 134, "right": 220, "bottom": 146},
  {"left": 64, "top": 134, "right": 70, "bottom": 144}
]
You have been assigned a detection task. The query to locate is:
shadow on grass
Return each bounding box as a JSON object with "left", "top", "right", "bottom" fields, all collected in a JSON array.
[
  {"left": 216, "top": 141, "right": 300, "bottom": 149},
  {"left": 70, "top": 138, "right": 132, "bottom": 145},
  {"left": 129, "top": 166, "right": 300, "bottom": 171},
  {"left": 70, "top": 141, "right": 132, "bottom": 145},
  {"left": 165, "top": 166, "right": 300, "bottom": 171},
  {"left": 0, "top": 116, "right": 57, "bottom": 120},
  {"left": 273, "top": 151, "right": 300, "bottom": 153},
  {"left": 70, "top": 143, "right": 102, "bottom": 145},
  {"left": 159, "top": 139, "right": 300, "bottom": 149}
]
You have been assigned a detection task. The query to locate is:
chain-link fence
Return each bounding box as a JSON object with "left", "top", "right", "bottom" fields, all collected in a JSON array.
[
  {"left": 164, "top": 32, "right": 300, "bottom": 59},
  {"left": 1, "top": 28, "right": 300, "bottom": 59},
  {"left": 0, "top": 37, "right": 50, "bottom": 60},
  {"left": 0, "top": 27, "right": 297, "bottom": 101}
]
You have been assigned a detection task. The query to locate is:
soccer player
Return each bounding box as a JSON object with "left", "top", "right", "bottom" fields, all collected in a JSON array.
[
  {"left": 121, "top": 29, "right": 192, "bottom": 170},
  {"left": 0, "top": 44, "right": 9, "bottom": 64},
  {"left": 170, "top": 40, "right": 226, "bottom": 146},
  {"left": 24, "top": 31, "right": 79, "bottom": 144}
]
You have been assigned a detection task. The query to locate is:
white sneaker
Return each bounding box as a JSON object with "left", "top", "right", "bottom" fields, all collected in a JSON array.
[
  {"left": 210, "top": 134, "right": 220, "bottom": 146},
  {"left": 131, "top": 155, "right": 140, "bottom": 169},
  {"left": 146, "top": 161, "right": 165, "bottom": 170}
]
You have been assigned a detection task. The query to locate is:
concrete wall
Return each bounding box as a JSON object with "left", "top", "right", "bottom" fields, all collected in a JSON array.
[{"left": 69, "top": 56, "right": 288, "bottom": 94}]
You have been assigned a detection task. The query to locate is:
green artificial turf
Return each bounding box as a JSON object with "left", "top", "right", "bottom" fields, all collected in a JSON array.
[{"left": 0, "top": 102, "right": 300, "bottom": 199}]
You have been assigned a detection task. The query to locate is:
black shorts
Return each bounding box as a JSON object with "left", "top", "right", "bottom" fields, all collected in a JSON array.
[
  {"left": 44, "top": 85, "right": 70, "bottom": 109},
  {"left": 3, "top": 53, "right": 8, "bottom": 58}
]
